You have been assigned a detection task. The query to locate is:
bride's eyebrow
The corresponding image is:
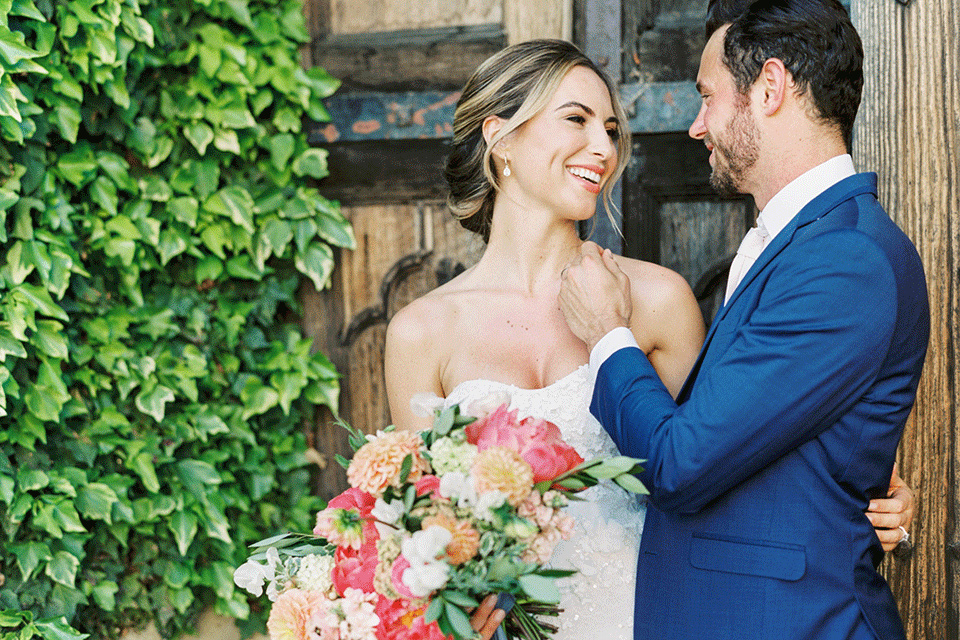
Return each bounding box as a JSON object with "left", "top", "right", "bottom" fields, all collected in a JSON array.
[
  {"left": 556, "top": 101, "right": 593, "bottom": 115},
  {"left": 556, "top": 101, "right": 619, "bottom": 125}
]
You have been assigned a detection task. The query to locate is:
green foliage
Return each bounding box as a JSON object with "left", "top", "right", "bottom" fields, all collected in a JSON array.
[{"left": 0, "top": 0, "right": 350, "bottom": 637}]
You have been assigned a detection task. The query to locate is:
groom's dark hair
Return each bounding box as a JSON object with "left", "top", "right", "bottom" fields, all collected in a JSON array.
[{"left": 705, "top": 0, "right": 864, "bottom": 150}]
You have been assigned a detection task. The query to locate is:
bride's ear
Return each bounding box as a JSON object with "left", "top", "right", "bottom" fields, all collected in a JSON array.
[{"left": 482, "top": 115, "right": 507, "bottom": 157}]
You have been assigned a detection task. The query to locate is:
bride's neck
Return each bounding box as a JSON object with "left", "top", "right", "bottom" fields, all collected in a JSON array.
[{"left": 475, "top": 206, "right": 583, "bottom": 295}]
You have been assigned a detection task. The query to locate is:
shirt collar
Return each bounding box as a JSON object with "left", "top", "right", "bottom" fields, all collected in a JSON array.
[{"left": 758, "top": 154, "right": 856, "bottom": 241}]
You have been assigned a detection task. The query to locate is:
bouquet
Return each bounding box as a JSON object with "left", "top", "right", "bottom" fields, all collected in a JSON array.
[{"left": 234, "top": 397, "right": 647, "bottom": 640}]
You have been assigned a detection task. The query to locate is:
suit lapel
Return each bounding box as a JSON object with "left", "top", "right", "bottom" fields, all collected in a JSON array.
[{"left": 675, "top": 173, "right": 878, "bottom": 403}]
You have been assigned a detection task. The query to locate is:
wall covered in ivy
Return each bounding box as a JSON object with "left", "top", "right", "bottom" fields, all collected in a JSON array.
[{"left": 0, "top": 0, "right": 351, "bottom": 637}]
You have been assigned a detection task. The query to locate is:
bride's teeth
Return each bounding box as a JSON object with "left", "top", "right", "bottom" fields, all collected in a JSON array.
[{"left": 568, "top": 167, "right": 601, "bottom": 184}]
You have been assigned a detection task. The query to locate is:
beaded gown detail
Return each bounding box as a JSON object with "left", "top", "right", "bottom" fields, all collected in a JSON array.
[{"left": 444, "top": 365, "right": 646, "bottom": 639}]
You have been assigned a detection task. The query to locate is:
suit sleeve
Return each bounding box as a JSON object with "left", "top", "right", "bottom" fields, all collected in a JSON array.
[{"left": 592, "top": 230, "right": 899, "bottom": 513}]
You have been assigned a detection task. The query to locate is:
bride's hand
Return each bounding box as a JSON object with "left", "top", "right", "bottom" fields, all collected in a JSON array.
[
  {"left": 559, "top": 241, "right": 632, "bottom": 351},
  {"left": 866, "top": 464, "right": 915, "bottom": 553},
  {"left": 470, "top": 594, "right": 506, "bottom": 640}
]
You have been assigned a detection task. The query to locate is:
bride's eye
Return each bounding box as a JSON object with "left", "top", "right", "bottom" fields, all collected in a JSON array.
[{"left": 566, "top": 114, "right": 586, "bottom": 124}]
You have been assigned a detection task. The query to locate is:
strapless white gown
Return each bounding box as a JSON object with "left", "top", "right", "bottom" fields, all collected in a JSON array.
[{"left": 444, "top": 365, "right": 645, "bottom": 639}]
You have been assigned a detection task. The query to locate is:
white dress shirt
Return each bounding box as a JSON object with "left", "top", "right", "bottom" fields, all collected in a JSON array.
[{"left": 590, "top": 154, "right": 857, "bottom": 377}]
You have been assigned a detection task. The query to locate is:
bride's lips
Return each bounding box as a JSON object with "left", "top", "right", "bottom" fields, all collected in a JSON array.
[{"left": 566, "top": 164, "right": 605, "bottom": 194}]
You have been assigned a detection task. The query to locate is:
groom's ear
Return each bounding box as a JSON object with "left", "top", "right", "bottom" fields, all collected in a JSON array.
[{"left": 757, "top": 57, "right": 788, "bottom": 116}]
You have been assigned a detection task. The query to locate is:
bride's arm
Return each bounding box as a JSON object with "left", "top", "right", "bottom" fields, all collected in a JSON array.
[
  {"left": 622, "top": 262, "right": 706, "bottom": 399},
  {"left": 384, "top": 299, "right": 445, "bottom": 432}
]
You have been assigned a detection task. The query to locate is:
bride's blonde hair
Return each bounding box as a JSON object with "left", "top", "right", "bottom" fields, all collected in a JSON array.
[{"left": 444, "top": 39, "right": 630, "bottom": 243}]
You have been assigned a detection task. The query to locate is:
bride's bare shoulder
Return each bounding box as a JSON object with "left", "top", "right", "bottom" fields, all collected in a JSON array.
[
  {"left": 612, "top": 256, "right": 695, "bottom": 309},
  {"left": 386, "top": 269, "right": 476, "bottom": 350}
]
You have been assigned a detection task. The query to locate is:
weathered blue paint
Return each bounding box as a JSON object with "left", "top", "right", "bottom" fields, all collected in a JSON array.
[
  {"left": 310, "top": 81, "right": 703, "bottom": 145},
  {"left": 308, "top": 91, "right": 460, "bottom": 144},
  {"left": 621, "top": 81, "right": 701, "bottom": 134}
]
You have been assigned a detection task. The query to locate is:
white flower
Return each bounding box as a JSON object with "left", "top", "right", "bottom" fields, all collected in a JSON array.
[
  {"left": 410, "top": 392, "right": 446, "bottom": 417},
  {"left": 402, "top": 561, "right": 450, "bottom": 598},
  {"left": 473, "top": 490, "right": 507, "bottom": 522},
  {"left": 296, "top": 553, "right": 336, "bottom": 593},
  {"left": 439, "top": 471, "right": 478, "bottom": 507},
  {"left": 233, "top": 558, "right": 273, "bottom": 597},
  {"left": 463, "top": 390, "right": 511, "bottom": 418},
  {"left": 400, "top": 525, "right": 453, "bottom": 597},
  {"left": 371, "top": 497, "right": 405, "bottom": 537}
]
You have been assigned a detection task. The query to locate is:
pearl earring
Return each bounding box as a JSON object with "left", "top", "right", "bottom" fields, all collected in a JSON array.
[{"left": 503, "top": 160, "right": 511, "bottom": 177}]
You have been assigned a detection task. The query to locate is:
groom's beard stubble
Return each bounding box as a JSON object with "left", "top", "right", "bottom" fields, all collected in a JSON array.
[{"left": 707, "top": 96, "right": 760, "bottom": 197}]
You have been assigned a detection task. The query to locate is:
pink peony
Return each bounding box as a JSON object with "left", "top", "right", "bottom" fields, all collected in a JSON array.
[
  {"left": 466, "top": 405, "right": 584, "bottom": 484},
  {"left": 332, "top": 537, "right": 379, "bottom": 595},
  {"left": 389, "top": 554, "right": 419, "bottom": 600},
  {"left": 267, "top": 588, "right": 329, "bottom": 640},
  {"left": 375, "top": 596, "right": 453, "bottom": 640}
]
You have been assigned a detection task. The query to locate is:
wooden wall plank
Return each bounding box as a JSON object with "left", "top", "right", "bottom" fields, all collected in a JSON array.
[
  {"left": 311, "top": 24, "right": 506, "bottom": 92},
  {"left": 852, "top": 1, "right": 960, "bottom": 637},
  {"left": 504, "top": 0, "right": 572, "bottom": 43},
  {"left": 328, "top": 0, "right": 501, "bottom": 35}
]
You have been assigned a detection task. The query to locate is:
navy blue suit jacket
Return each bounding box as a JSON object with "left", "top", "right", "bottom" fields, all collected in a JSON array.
[{"left": 592, "top": 173, "right": 929, "bottom": 639}]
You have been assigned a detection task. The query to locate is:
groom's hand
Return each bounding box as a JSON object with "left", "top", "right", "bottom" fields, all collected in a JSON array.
[{"left": 559, "top": 241, "right": 632, "bottom": 351}]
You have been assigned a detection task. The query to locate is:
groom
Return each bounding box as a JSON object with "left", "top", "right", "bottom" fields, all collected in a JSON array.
[{"left": 559, "top": 0, "right": 929, "bottom": 638}]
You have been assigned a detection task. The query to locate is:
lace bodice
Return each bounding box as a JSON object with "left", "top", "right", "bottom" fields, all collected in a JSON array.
[{"left": 445, "top": 365, "right": 645, "bottom": 639}]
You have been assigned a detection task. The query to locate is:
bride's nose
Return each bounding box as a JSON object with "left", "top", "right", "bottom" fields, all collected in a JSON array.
[{"left": 588, "top": 125, "right": 616, "bottom": 163}]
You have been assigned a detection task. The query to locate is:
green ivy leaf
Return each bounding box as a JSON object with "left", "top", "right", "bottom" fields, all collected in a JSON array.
[
  {"left": 240, "top": 377, "right": 280, "bottom": 420},
  {"left": 91, "top": 580, "right": 119, "bottom": 612},
  {"left": 11, "top": 0, "right": 46, "bottom": 22},
  {"left": 169, "top": 586, "right": 194, "bottom": 614},
  {"left": 75, "top": 483, "right": 118, "bottom": 524},
  {"left": 10, "top": 540, "right": 52, "bottom": 582},
  {"left": 269, "top": 132, "right": 295, "bottom": 170},
  {"left": 295, "top": 242, "right": 334, "bottom": 290},
  {"left": 17, "top": 466, "right": 49, "bottom": 491},
  {"left": 32, "top": 320, "right": 68, "bottom": 359},
  {"left": 185, "top": 121, "right": 214, "bottom": 155},
  {"left": 44, "top": 551, "right": 80, "bottom": 587},
  {"left": 292, "top": 147, "right": 328, "bottom": 178},
  {"left": 33, "top": 616, "right": 91, "bottom": 640},
  {"left": 206, "top": 186, "right": 255, "bottom": 234},
  {"left": 0, "top": 24, "right": 42, "bottom": 65},
  {"left": 135, "top": 383, "right": 175, "bottom": 422},
  {"left": 127, "top": 452, "right": 160, "bottom": 493}
]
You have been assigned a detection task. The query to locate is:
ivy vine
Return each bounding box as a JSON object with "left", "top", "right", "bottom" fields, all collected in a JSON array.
[{"left": 0, "top": 0, "right": 350, "bottom": 637}]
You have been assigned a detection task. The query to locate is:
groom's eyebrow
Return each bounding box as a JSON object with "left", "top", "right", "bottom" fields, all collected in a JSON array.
[{"left": 556, "top": 101, "right": 619, "bottom": 124}]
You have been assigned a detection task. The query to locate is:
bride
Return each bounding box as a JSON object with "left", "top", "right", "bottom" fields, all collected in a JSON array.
[{"left": 383, "top": 39, "right": 911, "bottom": 640}]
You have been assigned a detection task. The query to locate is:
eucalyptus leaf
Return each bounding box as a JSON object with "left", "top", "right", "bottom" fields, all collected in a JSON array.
[{"left": 518, "top": 574, "right": 561, "bottom": 604}]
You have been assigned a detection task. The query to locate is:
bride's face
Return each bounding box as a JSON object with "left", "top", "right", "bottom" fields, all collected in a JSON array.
[{"left": 503, "top": 65, "right": 621, "bottom": 221}]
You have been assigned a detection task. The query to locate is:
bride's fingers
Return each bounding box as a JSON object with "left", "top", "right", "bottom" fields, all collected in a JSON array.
[
  {"left": 477, "top": 609, "right": 507, "bottom": 640},
  {"left": 470, "top": 595, "right": 499, "bottom": 631}
]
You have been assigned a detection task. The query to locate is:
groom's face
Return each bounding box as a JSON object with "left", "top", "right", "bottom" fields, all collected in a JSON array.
[{"left": 689, "top": 26, "right": 760, "bottom": 196}]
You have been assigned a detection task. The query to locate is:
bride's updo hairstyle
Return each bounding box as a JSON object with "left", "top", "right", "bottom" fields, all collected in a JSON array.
[{"left": 444, "top": 39, "right": 630, "bottom": 242}]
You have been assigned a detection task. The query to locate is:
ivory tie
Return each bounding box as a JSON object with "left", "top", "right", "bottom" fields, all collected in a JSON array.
[{"left": 724, "top": 221, "right": 770, "bottom": 304}]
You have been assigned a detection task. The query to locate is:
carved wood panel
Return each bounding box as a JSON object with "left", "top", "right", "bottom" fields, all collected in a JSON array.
[{"left": 302, "top": 202, "right": 483, "bottom": 499}]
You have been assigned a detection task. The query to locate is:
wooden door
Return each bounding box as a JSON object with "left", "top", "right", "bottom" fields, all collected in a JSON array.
[
  {"left": 852, "top": 2, "right": 958, "bottom": 636},
  {"left": 300, "top": 0, "right": 575, "bottom": 499}
]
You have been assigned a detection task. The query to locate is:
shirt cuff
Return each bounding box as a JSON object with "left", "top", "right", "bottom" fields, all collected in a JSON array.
[{"left": 589, "top": 326, "right": 640, "bottom": 377}]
